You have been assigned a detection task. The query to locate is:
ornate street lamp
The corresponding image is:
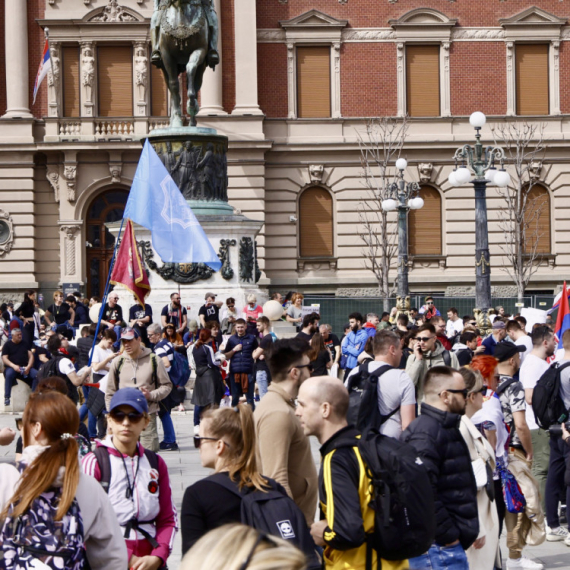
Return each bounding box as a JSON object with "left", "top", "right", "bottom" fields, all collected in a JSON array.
[
  {"left": 449, "top": 112, "right": 511, "bottom": 329},
  {"left": 382, "top": 158, "right": 424, "bottom": 303}
]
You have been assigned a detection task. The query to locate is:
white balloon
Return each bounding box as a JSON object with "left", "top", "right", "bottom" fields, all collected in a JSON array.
[
  {"left": 89, "top": 303, "right": 103, "bottom": 324},
  {"left": 262, "top": 300, "right": 284, "bottom": 321}
]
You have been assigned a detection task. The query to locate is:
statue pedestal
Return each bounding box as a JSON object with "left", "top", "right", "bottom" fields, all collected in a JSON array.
[{"left": 107, "top": 214, "right": 267, "bottom": 325}]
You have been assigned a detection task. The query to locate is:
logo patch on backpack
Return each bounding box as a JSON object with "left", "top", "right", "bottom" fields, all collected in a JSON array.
[{"left": 276, "top": 520, "right": 295, "bottom": 539}]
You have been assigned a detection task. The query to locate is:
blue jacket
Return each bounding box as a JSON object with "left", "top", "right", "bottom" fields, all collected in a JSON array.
[
  {"left": 225, "top": 333, "right": 258, "bottom": 374},
  {"left": 341, "top": 329, "right": 369, "bottom": 370}
]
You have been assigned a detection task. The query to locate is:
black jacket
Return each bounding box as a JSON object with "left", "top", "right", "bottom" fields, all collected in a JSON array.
[
  {"left": 76, "top": 335, "right": 95, "bottom": 369},
  {"left": 401, "top": 403, "right": 478, "bottom": 550}
]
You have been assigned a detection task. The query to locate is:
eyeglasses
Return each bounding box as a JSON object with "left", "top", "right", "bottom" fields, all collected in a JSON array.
[
  {"left": 427, "top": 302, "right": 434, "bottom": 305},
  {"left": 287, "top": 363, "right": 314, "bottom": 373},
  {"left": 193, "top": 436, "right": 231, "bottom": 449},
  {"left": 227, "top": 304, "right": 235, "bottom": 308},
  {"left": 417, "top": 336, "right": 433, "bottom": 342},
  {"left": 439, "top": 388, "right": 469, "bottom": 399},
  {"left": 472, "top": 386, "right": 488, "bottom": 395},
  {"left": 470, "top": 322, "right": 477, "bottom": 326},
  {"left": 109, "top": 410, "right": 144, "bottom": 423}
]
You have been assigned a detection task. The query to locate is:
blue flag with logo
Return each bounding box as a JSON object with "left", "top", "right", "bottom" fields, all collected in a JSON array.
[{"left": 124, "top": 139, "right": 221, "bottom": 271}]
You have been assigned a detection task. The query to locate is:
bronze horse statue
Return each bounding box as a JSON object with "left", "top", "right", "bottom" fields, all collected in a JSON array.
[{"left": 151, "top": 0, "right": 219, "bottom": 128}]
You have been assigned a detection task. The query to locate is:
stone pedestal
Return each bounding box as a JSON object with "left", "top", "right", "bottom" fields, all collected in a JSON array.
[{"left": 271, "top": 320, "right": 298, "bottom": 339}]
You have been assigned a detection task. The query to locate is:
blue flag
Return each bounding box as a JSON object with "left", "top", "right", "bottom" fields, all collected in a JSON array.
[{"left": 124, "top": 139, "right": 221, "bottom": 271}]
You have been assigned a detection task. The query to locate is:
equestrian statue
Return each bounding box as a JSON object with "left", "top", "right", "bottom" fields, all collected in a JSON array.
[{"left": 151, "top": 0, "right": 220, "bottom": 128}]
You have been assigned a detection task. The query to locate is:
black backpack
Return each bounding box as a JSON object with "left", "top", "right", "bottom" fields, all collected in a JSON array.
[
  {"left": 37, "top": 356, "right": 79, "bottom": 404},
  {"left": 355, "top": 429, "right": 436, "bottom": 563},
  {"left": 210, "top": 473, "right": 321, "bottom": 570},
  {"left": 346, "top": 363, "right": 393, "bottom": 430},
  {"left": 532, "top": 361, "right": 570, "bottom": 429}
]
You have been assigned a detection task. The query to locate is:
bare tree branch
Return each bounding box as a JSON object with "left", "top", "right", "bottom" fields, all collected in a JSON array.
[
  {"left": 356, "top": 117, "right": 408, "bottom": 311},
  {"left": 491, "top": 121, "right": 548, "bottom": 302}
]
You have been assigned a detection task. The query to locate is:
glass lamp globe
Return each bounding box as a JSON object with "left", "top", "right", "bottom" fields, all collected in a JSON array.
[
  {"left": 395, "top": 158, "right": 408, "bottom": 171},
  {"left": 382, "top": 198, "right": 398, "bottom": 211},
  {"left": 485, "top": 168, "right": 497, "bottom": 183},
  {"left": 494, "top": 170, "right": 511, "bottom": 187},
  {"left": 455, "top": 167, "right": 472, "bottom": 184},
  {"left": 448, "top": 171, "right": 458, "bottom": 186},
  {"left": 469, "top": 112, "right": 486, "bottom": 129},
  {"left": 409, "top": 197, "right": 424, "bottom": 210}
]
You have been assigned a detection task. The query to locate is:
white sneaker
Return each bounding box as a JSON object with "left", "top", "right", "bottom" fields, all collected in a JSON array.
[
  {"left": 565, "top": 533, "right": 570, "bottom": 547},
  {"left": 193, "top": 425, "right": 200, "bottom": 436},
  {"left": 507, "top": 557, "right": 544, "bottom": 570},
  {"left": 546, "top": 526, "right": 568, "bottom": 541}
]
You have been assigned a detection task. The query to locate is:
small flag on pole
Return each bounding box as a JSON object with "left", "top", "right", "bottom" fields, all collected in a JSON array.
[
  {"left": 555, "top": 281, "right": 570, "bottom": 349},
  {"left": 124, "top": 139, "right": 222, "bottom": 271},
  {"left": 33, "top": 39, "right": 51, "bottom": 105},
  {"left": 110, "top": 219, "right": 151, "bottom": 306}
]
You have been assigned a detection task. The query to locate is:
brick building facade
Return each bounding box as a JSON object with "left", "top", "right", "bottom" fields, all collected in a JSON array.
[{"left": 0, "top": 0, "right": 568, "bottom": 302}]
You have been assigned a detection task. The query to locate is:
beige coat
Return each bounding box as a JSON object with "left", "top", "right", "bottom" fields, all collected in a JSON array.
[
  {"left": 460, "top": 416, "right": 500, "bottom": 570},
  {"left": 254, "top": 382, "right": 318, "bottom": 525}
]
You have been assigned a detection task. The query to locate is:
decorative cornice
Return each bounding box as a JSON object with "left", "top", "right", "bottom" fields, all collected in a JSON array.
[
  {"left": 453, "top": 28, "right": 505, "bottom": 40},
  {"left": 343, "top": 28, "right": 396, "bottom": 41},
  {"left": 257, "top": 29, "right": 286, "bottom": 42}
]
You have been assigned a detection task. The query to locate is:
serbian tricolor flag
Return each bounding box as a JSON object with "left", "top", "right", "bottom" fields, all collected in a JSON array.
[
  {"left": 548, "top": 285, "right": 570, "bottom": 315},
  {"left": 555, "top": 282, "right": 570, "bottom": 349},
  {"left": 110, "top": 219, "right": 151, "bottom": 306},
  {"left": 33, "top": 39, "right": 51, "bottom": 105}
]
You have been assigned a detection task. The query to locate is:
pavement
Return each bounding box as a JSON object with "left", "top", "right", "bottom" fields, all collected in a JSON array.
[{"left": 1, "top": 409, "right": 570, "bottom": 569}]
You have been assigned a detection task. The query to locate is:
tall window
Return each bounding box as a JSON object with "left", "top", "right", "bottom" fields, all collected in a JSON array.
[
  {"left": 151, "top": 63, "right": 168, "bottom": 116},
  {"left": 62, "top": 46, "right": 80, "bottom": 117},
  {"left": 98, "top": 46, "right": 133, "bottom": 117},
  {"left": 297, "top": 46, "right": 331, "bottom": 119},
  {"left": 299, "top": 186, "right": 333, "bottom": 257},
  {"left": 86, "top": 190, "right": 128, "bottom": 298},
  {"left": 524, "top": 185, "right": 551, "bottom": 253},
  {"left": 516, "top": 44, "right": 549, "bottom": 116},
  {"left": 408, "top": 186, "right": 442, "bottom": 255},
  {"left": 406, "top": 45, "right": 440, "bottom": 117}
]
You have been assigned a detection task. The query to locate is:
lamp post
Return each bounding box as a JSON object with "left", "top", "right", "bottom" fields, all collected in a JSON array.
[
  {"left": 449, "top": 112, "right": 510, "bottom": 327},
  {"left": 382, "top": 158, "right": 424, "bottom": 302}
]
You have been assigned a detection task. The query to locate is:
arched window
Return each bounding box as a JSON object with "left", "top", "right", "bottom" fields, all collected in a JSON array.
[
  {"left": 299, "top": 186, "right": 333, "bottom": 257},
  {"left": 86, "top": 190, "right": 129, "bottom": 298},
  {"left": 524, "top": 184, "right": 551, "bottom": 254},
  {"left": 408, "top": 185, "right": 442, "bottom": 256}
]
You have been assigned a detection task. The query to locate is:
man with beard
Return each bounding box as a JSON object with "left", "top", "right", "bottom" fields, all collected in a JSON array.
[
  {"left": 402, "top": 366, "right": 478, "bottom": 570},
  {"left": 341, "top": 313, "right": 368, "bottom": 371},
  {"left": 519, "top": 325, "right": 556, "bottom": 517},
  {"left": 161, "top": 292, "right": 188, "bottom": 336},
  {"left": 296, "top": 312, "right": 320, "bottom": 343}
]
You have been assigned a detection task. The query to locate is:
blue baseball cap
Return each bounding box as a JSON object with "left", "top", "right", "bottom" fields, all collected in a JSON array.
[{"left": 109, "top": 387, "right": 148, "bottom": 414}]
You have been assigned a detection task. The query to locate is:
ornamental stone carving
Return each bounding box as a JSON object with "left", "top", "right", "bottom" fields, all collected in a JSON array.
[
  {"left": 453, "top": 29, "right": 505, "bottom": 40},
  {"left": 418, "top": 163, "right": 433, "bottom": 183},
  {"left": 134, "top": 43, "right": 148, "bottom": 105},
  {"left": 90, "top": 0, "right": 137, "bottom": 22},
  {"left": 109, "top": 162, "right": 122, "bottom": 184},
  {"left": 309, "top": 164, "right": 324, "bottom": 183},
  {"left": 239, "top": 237, "right": 255, "bottom": 283},
  {"left": 60, "top": 225, "right": 81, "bottom": 276},
  {"left": 46, "top": 166, "right": 60, "bottom": 202},
  {"left": 342, "top": 29, "right": 395, "bottom": 41},
  {"left": 219, "top": 239, "right": 236, "bottom": 280},
  {"left": 64, "top": 166, "right": 77, "bottom": 202},
  {"left": 529, "top": 161, "right": 543, "bottom": 182},
  {"left": 47, "top": 43, "right": 60, "bottom": 117},
  {"left": 0, "top": 210, "right": 14, "bottom": 257}
]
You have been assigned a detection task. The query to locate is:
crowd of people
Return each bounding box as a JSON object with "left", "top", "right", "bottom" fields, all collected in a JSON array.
[{"left": 0, "top": 290, "right": 568, "bottom": 570}]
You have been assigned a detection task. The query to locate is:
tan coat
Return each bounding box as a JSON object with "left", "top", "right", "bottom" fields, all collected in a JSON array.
[
  {"left": 105, "top": 347, "right": 172, "bottom": 415},
  {"left": 254, "top": 383, "right": 318, "bottom": 525},
  {"left": 460, "top": 416, "right": 500, "bottom": 570}
]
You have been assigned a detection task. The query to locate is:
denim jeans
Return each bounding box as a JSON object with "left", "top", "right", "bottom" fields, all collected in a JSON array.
[
  {"left": 229, "top": 373, "right": 255, "bottom": 409},
  {"left": 158, "top": 408, "right": 176, "bottom": 444},
  {"left": 193, "top": 405, "right": 203, "bottom": 427},
  {"left": 409, "top": 543, "right": 469, "bottom": 570},
  {"left": 256, "top": 370, "right": 269, "bottom": 399},
  {"left": 4, "top": 367, "right": 37, "bottom": 399},
  {"left": 79, "top": 386, "right": 98, "bottom": 438}
]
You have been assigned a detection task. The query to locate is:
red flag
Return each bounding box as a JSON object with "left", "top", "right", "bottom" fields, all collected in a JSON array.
[{"left": 110, "top": 219, "right": 150, "bottom": 306}]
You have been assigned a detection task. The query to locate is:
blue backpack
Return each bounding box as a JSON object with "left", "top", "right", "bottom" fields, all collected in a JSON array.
[
  {"left": 169, "top": 351, "right": 191, "bottom": 388},
  {"left": 0, "top": 489, "right": 86, "bottom": 570}
]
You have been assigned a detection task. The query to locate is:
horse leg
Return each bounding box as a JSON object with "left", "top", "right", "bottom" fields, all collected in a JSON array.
[
  {"left": 186, "top": 49, "right": 206, "bottom": 127},
  {"left": 161, "top": 43, "right": 183, "bottom": 128}
]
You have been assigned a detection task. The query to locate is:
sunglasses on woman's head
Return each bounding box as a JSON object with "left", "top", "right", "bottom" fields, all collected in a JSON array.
[{"left": 109, "top": 410, "right": 144, "bottom": 423}]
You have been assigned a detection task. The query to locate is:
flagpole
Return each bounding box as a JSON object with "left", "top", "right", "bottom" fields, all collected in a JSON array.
[{"left": 88, "top": 217, "right": 126, "bottom": 367}]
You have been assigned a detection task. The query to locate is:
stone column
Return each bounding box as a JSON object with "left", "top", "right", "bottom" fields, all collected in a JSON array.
[
  {"left": 59, "top": 223, "right": 82, "bottom": 285},
  {"left": 80, "top": 42, "right": 96, "bottom": 117},
  {"left": 133, "top": 41, "right": 149, "bottom": 117},
  {"left": 232, "top": 0, "right": 263, "bottom": 115},
  {"left": 3, "top": 0, "right": 32, "bottom": 118},
  {"left": 199, "top": 0, "right": 226, "bottom": 115}
]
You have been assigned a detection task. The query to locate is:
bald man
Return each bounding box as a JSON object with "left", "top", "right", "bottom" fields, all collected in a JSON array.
[
  {"left": 401, "top": 366, "right": 478, "bottom": 570},
  {"left": 296, "top": 376, "right": 407, "bottom": 570}
]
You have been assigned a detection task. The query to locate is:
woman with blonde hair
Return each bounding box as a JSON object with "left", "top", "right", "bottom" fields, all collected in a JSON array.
[
  {"left": 181, "top": 404, "right": 318, "bottom": 567},
  {"left": 181, "top": 523, "right": 307, "bottom": 570},
  {"left": 244, "top": 294, "right": 263, "bottom": 336},
  {"left": 0, "top": 391, "right": 127, "bottom": 570},
  {"left": 458, "top": 367, "right": 500, "bottom": 570}
]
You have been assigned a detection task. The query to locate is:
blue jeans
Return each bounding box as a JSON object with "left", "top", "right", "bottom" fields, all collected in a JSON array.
[
  {"left": 256, "top": 370, "right": 269, "bottom": 399},
  {"left": 4, "top": 367, "right": 37, "bottom": 399},
  {"left": 158, "top": 408, "right": 176, "bottom": 444},
  {"left": 409, "top": 543, "right": 469, "bottom": 570},
  {"left": 229, "top": 373, "right": 255, "bottom": 409},
  {"left": 79, "top": 386, "right": 98, "bottom": 438},
  {"left": 193, "top": 405, "right": 203, "bottom": 427}
]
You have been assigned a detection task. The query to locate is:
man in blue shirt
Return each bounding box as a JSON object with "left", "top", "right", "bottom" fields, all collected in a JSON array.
[
  {"left": 223, "top": 318, "right": 259, "bottom": 408},
  {"left": 482, "top": 320, "right": 507, "bottom": 356},
  {"left": 341, "top": 312, "right": 369, "bottom": 371}
]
